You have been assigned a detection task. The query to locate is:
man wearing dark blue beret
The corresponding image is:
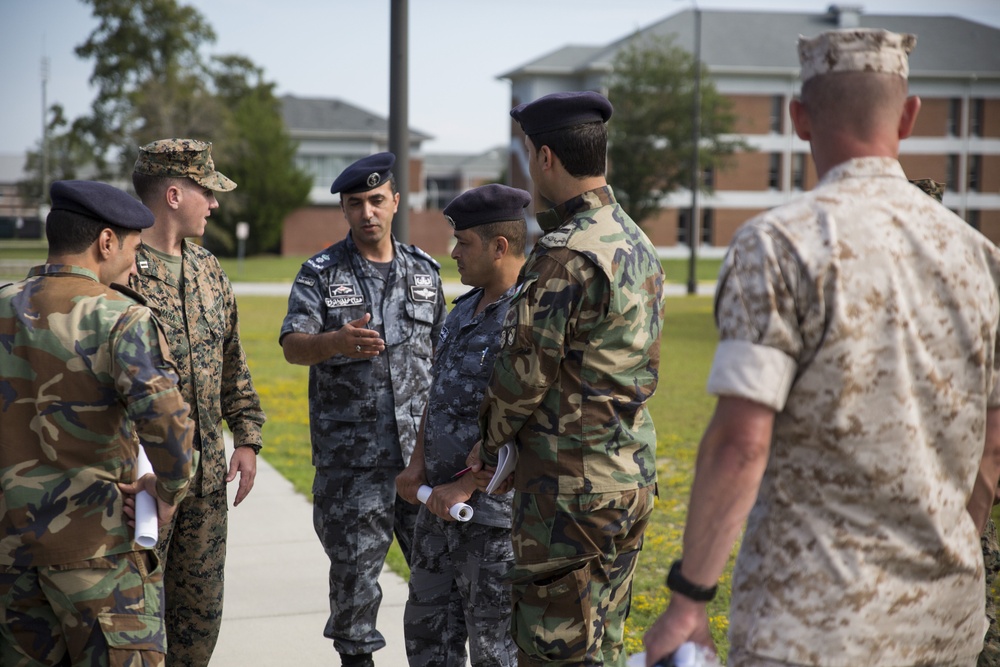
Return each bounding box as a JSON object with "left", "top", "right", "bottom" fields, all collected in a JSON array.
[
  {"left": 0, "top": 180, "right": 195, "bottom": 665},
  {"left": 280, "top": 152, "right": 447, "bottom": 667},
  {"left": 469, "top": 91, "right": 666, "bottom": 665},
  {"left": 397, "top": 183, "right": 529, "bottom": 667}
]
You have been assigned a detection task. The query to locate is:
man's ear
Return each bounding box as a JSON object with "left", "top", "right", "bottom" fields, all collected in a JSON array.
[
  {"left": 97, "top": 228, "right": 116, "bottom": 259},
  {"left": 899, "top": 95, "right": 921, "bottom": 140},
  {"left": 494, "top": 235, "right": 509, "bottom": 259},
  {"left": 166, "top": 183, "right": 183, "bottom": 210},
  {"left": 538, "top": 145, "right": 554, "bottom": 172},
  {"left": 789, "top": 98, "right": 811, "bottom": 141}
]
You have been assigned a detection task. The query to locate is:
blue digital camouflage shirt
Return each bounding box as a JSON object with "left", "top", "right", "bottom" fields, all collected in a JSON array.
[
  {"left": 424, "top": 286, "right": 516, "bottom": 528},
  {"left": 280, "top": 234, "right": 446, "bottom": 476}
]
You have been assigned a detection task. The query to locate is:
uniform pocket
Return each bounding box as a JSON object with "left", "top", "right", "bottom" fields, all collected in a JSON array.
[
  {"left": 510, "top": 563, "right": 594, "bottom": 661},
  {"left": 97, "top": 612, "right": 166, "bottom": 661}
]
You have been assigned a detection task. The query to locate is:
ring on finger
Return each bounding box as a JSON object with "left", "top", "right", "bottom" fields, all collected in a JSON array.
[{"left": 356, "top": 344, "right": 361, "bottom": 352}]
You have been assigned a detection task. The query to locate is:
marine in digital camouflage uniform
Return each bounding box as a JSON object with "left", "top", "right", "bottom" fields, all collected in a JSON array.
[
  {"left": 280, "top": 152, "right": 446, "bottom": 667},
  {"left": 132, "top": 139, "right": 266, "bottom": 667},
  {"left": 0, "top": 180, "right": 195, "bottom": 667},
  {"left": 397, "top": 185, "right": 530, "bottom": 667},
  {"left": 644, "top": 30, "right": 1000, "bottom": 667},
  {"left": 472, "top": 93, "right": 665, "bottom": 666},
  {"left": 910, "top": 177, "right": 1000, "bottom": 667}
]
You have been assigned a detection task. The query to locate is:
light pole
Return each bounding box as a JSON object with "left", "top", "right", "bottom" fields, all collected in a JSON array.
[{"left": 686, "top": 3, "right": 702, "bottom": 295}]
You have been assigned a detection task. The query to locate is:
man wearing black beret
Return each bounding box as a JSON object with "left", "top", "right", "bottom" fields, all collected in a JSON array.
[
  {"left": 0, "top": 180, "right": 195, "bottom": 665},
  {"left": 280, "top": 152, "right": 446, "bottom": 667},
  {"left": 397, "top": 183, "right": 529, "bottom": 667},
  {"left": 468, "top": 91, "right": 666, "bottom": 665}
]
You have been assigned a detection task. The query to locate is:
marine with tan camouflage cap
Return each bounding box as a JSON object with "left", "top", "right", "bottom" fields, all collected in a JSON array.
[{"left": 134, "top": 138, "right": 237, "bottom": 192}]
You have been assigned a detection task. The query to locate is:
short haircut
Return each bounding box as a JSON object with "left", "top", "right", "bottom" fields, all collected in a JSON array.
[
  {"left": 799, "top": 71, "right": 907, "bottom": 140},
  {"left": 527, "top": 120, "right": 607, "bottom": 178},
  {"left": 46, "top": 210, "right": 130, "bottom": 255},
  {"left": 471, "top": 219, "right": 527, "bottom": 257},
  {"left": 132, "top": 170, "right": 188, "bottom": 204}
]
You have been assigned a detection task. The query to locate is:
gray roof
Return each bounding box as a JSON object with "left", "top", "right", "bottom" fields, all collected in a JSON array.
[
  {"left": 280, "top": 95, "right": 432, "bottom": 141},
  {"left": 500, "top": 8, "right": 1000, "bottom": 80},
  {"left": 423, "top": 146, "right": 505, "bottom": 173}
]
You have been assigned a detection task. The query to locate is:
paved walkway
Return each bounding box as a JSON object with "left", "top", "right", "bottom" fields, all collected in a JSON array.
[{"left": 212, "top": 441, "right": 411, "bottom": 666}]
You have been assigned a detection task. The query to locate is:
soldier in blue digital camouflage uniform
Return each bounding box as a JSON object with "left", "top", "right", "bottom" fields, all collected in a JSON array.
[
  {"left": 0, "top": 180, "right": 195, "bottom": 666},
  {"left": 280, "top": 152, "right": 447, "bottom": 667},
  {"left": 396, "top": 184, "right": 530, "bottom": 667},
  {"left": 468, "top": 92, "right": 666, "bottom": 666}
]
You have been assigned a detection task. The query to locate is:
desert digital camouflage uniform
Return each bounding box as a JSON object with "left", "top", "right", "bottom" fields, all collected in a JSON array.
[
  {"left": 710, "top": 157, "right": 1000, "bottom": 667},
  {"left": 280, "top": 233, "right": 445, "bottom": 657},
  {"left": 0, "top": 264, "right": 195, "bottom": 666},
  {"left": 479, "top": 186, "right": 664, "bottom": 666},
  {"left": 404, "top": 285, "right": 517, "bottom": 667},
  {"left": 132, "top": 241, "right": 265, "bottom": 665},
  {"left": 910, "top": 177, "right": 1000, "bottom": 667}
]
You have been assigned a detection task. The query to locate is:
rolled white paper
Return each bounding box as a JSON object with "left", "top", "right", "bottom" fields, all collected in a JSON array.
[
  {"left": 134, "top": 447, "right": 158, "bottom": 548},
  {"left": 416, "top": 484, "right": 474, "bottom": 522}
]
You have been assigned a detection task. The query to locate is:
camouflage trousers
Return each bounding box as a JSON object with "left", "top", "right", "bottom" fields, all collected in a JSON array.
[
  {"left": 313, "top": 467, "right": 418, "bottom": 657},
  {"left": 0, "top": 551, "right": 165, "bottom": 666},
  {"left": 155, "top": 488, "right": 227, "bottom": 667},
  {"left": 980, "top": 516, "right": 1000, "bottom": 667},
  {"left": 404, "top": 506, "right": 517, "bottom": 667},
  {"left": 508, "top": 486, "right": 654, "bottom": 667}
]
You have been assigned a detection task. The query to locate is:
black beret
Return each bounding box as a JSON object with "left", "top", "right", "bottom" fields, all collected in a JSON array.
[
  {"left": 49, "top": 180, "right": 154, "bottom": 230},
  {"left": 443, "top": 184, "right": 531, "bottom": 230},
  {"left": 331, "top": 152, "right": 396, "bottom": 195},
  {"left": 510, "top": 91, "right": 613, "bottom": 136}
]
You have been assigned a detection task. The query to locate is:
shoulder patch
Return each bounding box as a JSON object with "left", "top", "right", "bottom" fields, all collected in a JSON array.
[
  {"left": 305, "top": 243, "right": 344, "bottom": 272},
  {"left": 295, "top": 275, "right": 316, "bottom": 287},
  {"left": 537, "top": 227, "right": 572, "bottom": 249},
  {"left": 402, "top": 244, "right": 441, "bottom": 271},
  {"left": 110, "top": 282, "right": 147, "bottom": 305}
]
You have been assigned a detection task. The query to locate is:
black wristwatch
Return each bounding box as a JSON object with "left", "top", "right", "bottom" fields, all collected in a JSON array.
[
  {"left": 237, "top": 443, "right": 262, "bottom": 455},
  {"left": 666, "top": 559, "right": 718, "bottom": 602}
]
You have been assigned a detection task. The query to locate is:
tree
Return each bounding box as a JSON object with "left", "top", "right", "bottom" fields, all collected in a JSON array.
[
  {"left": 607, "top": 34, "right": 748, "bottom": 225},
  {"left": 74, "top": 0, "right": 218, "bottom": 178},
  {"left": 207, "top": 55, "right": 311, "bottom": 255}
]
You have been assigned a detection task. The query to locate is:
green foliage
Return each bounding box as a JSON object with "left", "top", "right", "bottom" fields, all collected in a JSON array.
[
  {"left": 21, "top": 0, "right": 309, "bottom": 256},
  {"left": 208, "top": 56, "right": 311, "bottom": 255},
  {"left": 607, "top": 34, "right": 750, "bottom": 225}
]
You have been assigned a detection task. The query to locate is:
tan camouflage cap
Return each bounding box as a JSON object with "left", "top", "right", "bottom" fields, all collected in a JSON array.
[
  {"left": 798, "top": 28, "right": 916, "bottom": 83},
  {"left": 909, "top": 178, "right": 945, "bottom": 203},
  {"left": 134, "top": 138, "right": 237, "bottom": 192}
]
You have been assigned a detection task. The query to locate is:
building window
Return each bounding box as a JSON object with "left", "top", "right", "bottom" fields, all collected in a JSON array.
[
  {"left": 701, "top": 209, "right": 714, "bottom": 246},
  {"left": 768, "top": 153, "right": 781, "bottom": 189},
  {"left": 971, "top": 99, "right": 985, "bottom": 137},
  {"left": 946, "top": 154, "right": 959, "bottom": 191},
  {"left": 677, "top": 210, "right": 690, "bottom": 246},
  {"left": 967, "top": 210, "right": 980, "bottom": 231},
  {"left": 703, "top": 165, "right": 715, "bottom": 189},
  {"left": 969, "top": 155, "right": 982, "bottom": 192},
  {"left": 770, "top": 95, "right": 783, "bottom": 133},
  {"left": 792, "top": 154, "right": 807, "bottom": 190},
  {"left": 947, "top": 98, "right": 962, "bottom": 136}
]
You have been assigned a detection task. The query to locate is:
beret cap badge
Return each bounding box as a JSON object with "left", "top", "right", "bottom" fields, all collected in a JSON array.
[{"left": 367, "top": 172, "right": 380, "bottom": 188}]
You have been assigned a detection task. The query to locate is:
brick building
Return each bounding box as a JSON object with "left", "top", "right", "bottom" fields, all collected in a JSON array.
[{"left": 500, "top": 4, "right": 1000, "bottom": 247}]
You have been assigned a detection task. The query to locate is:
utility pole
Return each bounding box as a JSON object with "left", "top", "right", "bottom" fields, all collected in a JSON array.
[
  {"left": 686, "top": 5, "right": 702, "bottom": 295},
  {"left": 40, "top": 55, "right": 51, "bottom": 232},
  {"left": 389, "top": 0, "right": 409, "bottom": 242}
]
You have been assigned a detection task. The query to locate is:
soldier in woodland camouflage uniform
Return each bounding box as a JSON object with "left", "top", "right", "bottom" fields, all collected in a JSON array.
[
  {"left": 280, "top": 152, "right": 446, "bottom": 667},
  {"left": 0, "top": 180, "right": 195, "bottom": 666},
  {"left": 132, "top": 139, "right": 266, "bottom": 666},
  {"left": 910, "top": 177, "right": 1000, "bottom": 667},
  {"left": 467, "top": 92, "right": 665, "bottom": 666},
  {"left": 645, "top": 30, "right": 1000, "bottom": 667},
  {"left": 396, "top": 184, "right": 530, "bottom": 667}
]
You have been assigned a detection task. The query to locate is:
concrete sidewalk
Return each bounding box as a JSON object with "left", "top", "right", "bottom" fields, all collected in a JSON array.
[{"left": 212, "top": 443, "right": 410, "bottom": 666}]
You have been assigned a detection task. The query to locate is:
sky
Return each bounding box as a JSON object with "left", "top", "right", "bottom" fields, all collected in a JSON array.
[{"left": 2, "top": 0, "right": 1000, "bottom": 161}]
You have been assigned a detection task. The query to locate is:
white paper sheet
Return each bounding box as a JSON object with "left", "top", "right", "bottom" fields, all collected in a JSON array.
[
  {"left": 485, "top": 442, "right": 518, "bottom": 494},
  {"left": 417, "top": 484, "right": 474, "bottom": 522},
  {"left": 134, "top": 447, "right": 158, "bottom": 548}
]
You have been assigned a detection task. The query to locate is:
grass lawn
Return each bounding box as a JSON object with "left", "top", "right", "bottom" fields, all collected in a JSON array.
[{"left": 236, "top": 292, "right": 733, "bottom": 658}]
